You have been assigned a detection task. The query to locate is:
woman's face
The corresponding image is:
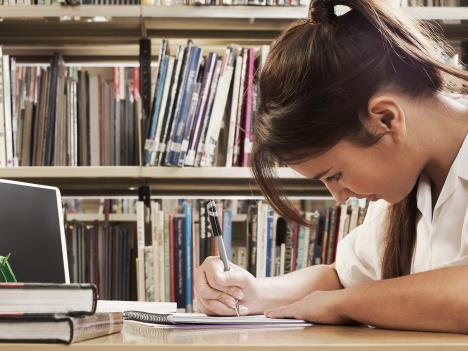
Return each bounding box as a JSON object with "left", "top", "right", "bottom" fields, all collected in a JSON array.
[{"left": 288, "top": 136, "right": 422, "bottom": 204}]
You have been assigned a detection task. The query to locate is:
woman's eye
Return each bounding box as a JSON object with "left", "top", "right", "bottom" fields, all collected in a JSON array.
[{"left": 326, "top": 173, "right": 341, "bottom": 182}]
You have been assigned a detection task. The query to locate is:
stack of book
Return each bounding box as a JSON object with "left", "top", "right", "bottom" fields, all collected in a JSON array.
[
  {"left": 64, "top": 198, "right": 368, "bottom": 311},
  {"left": 0, "top": 283, "right": 123, "bottom": 344}
]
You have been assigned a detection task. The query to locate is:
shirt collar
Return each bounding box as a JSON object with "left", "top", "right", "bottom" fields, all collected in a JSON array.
[
  {"left": 416, "top": 133, "right": 468, "bottom": 224},
  {"left": 458, "top": 133, "right": 468, "bottom": 182}
]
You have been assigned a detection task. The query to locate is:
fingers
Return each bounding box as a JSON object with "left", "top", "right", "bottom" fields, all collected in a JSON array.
[
  {"left": 202, "top": 257, "right": 249, "bottom": 292},
  {"left": 265, "top": 303, "right": 297, "bottom": 319},
  {"left": 194, "top": 257, "right": 251, "bottom": 316},
  {"left": 198, "top": 296, "right": 249, "bottom": 316},
  {"left": 194, "top": 268, "right": 245, "bottom": 316},
  {"left": 195, "top": 263, "right": 243, "bottom": 298}
]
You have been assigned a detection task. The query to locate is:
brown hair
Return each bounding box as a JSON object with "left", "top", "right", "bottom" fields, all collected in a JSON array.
[{"left": 252, "top": 0, "right": 468, "bottom": 279}]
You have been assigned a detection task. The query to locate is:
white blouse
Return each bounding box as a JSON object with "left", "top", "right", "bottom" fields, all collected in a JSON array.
[{"left": 335, "top": 132, "right": 468, "bottom": 288}]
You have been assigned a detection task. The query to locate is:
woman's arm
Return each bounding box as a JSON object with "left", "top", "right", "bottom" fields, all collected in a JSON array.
[
  {"left": 267, "top": 266, "right": 468, "bottom": 333},
  {"left": 338, "top": 266, "right": 468, "bottom": 333},
  {"left": 258, "top": 264, "right": 342, "bottom": 311}
]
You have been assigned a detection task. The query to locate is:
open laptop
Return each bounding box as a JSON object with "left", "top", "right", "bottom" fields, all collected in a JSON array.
[{"left": 0, "top": 179, "right": 70, "bottom": 283}]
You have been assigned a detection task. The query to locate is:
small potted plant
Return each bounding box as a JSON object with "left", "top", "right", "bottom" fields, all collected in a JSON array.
[{"left": 0, "top": 253, "right": 17, "bottom": 283}]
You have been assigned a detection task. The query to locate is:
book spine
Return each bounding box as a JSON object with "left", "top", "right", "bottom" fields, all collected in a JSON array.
[
  {"left": 184, "top": 52, "right": 217, "bottom": 166},
  {"left": 174, "top": 215, "right": 185, "bottom": 308},
  {"left": 306, "top": 212, "right": 319, "bottom": 267},
  {"left": 296, "top": 226, "right": 305, "bottom": 271},
  {"left": 3, "top": 55, "right": 13, "bottom": 167},
  {"left": 164, "top": 41, "right": 193, "bottom": 166},
  {"left": 225, "top": 52, "right": 242, "bottom": 167},
  {"left": 232, "top": 49, "right": 247, "bottom": 166},
  {"left": 194, "top": 59, "right": 222, "bottom": 167},
  {"left": 265, "top": 208, "right": 273, "bottom": 277},
  {"left": 247, "top": 205, "right": 257, "bottom": 276},
  {"left": 178, "top": 81, "right": 201, "bottom": 166},
  {"left": 169, "top": 214, "right": 175, "bottom": 302},
  {"left": 199, "top": 203, "right": 207, "bottom": 262},
  {"left": 158, "top": 45, "right": 185, "bottom": 166},
  {"left": 291, "top": 223, "right": 298, "bottom": 272},
  {"left": 157, "top": 209, "right": 165, "bottom": 302},
  {"left": 284, "top": 223, "right": 293, "bottom": 274},
  {"left": 326, "top": 206, "right": 338, "bottom": 265},
  {"left": 150, "top": 202, "right": 161, "bottom": 302},
  {"left": 144, "top": 56, "right": 169, "bottom": 165},
  {"left": 136, "top": 201, "right": 146, "bottom": 301},
  {"left": 223, "top": 208, "right": 233, "bottom": 260},
  {"left": 321, "top": 209, "right": 330, "bottom": 264},
  {"left": 201, "top": 48, "right": 235, "bottom": 167},
  {"left": 149, "top": 57, "right": 175, "bottom": 166},
  {"left": 183, "top": 203, "right": 193, "bottom": 311},
  {"left": 164, "top": 213, "right": 170, "bottom": 302},
  {"left": 171, "top": 47, "right": 202, "bottom": 166},
  {"left": 0, "top": 48, "right": 6, "bottom": 167},
  {"left": 242, "top": 48, "right": 255, "bottom": 167}
]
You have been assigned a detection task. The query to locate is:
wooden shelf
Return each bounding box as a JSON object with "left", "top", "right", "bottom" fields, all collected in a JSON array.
[
  {"left": 66, "top": 213, "right": 137, "bottom": 221},
  {"left": 0, "top": 166, "right": 327, "bottom": 197},
  {"left": 0, "top": 5, "right": 141, "bottom": 17},
  {"left": 0, "top": 5, "right": 466, "bottom": 21},
  {"left": 0, "top": 6, "right": 465, "bottom": 49}
]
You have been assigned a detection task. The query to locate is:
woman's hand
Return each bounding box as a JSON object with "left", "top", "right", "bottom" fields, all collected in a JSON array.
[
  {"left": 264, "top": 290, "right": 352, "bottom": 325},
  {"left": 194, "top": 256, "right": 265, "bottom": 316}
]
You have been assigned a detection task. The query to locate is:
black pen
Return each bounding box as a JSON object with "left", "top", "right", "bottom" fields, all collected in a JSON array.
[{"left": 206, "top": 199, "right": 240, "bottom": 317}]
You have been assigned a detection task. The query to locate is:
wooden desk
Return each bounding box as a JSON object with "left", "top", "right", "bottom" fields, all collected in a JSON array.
[{"left": 2, "top": 323, "right": 468, "bottom": 350}]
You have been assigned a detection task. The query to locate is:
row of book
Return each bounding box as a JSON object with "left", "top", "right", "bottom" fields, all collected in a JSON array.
[
  {"left": 404, "top": 0, "right": 468, "bottom": 5},
  {"left": 64, "top": 198, "right": 138, "bottom": 215},
  {"left": 143, "top": 41, "right": 269, "bottom": 168},
  {"left": 65, "top": 223, "right": 137, "bottom": 301},
  {"left": 1, "top": 39, "right": 465, "bottom": 167},
  {"left": 0, "top": 0, "right": 310, "bottom": 5},
  {"left": 0, "top": 41, "right": 269, "bottom": 167},
  {"left": 64, "top": 197, "right": 368, "bottom": 310},
  {"left": 0, "top": 51, "right": 142, "bottom": 167},
  {"left": 2, "top": 0, "right": 467, "bottom": 5}
]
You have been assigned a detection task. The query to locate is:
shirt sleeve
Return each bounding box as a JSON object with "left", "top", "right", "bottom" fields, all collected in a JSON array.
[
  {"left": 432, "top": 205, "right": 468, "bottom": 269},
  {"left": 335, "top": 200, "right": 390, "bottom": 288}
]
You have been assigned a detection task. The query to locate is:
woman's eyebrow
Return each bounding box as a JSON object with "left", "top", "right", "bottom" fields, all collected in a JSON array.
[{"left": 311, "top": 167, "right": 332, "bottom": 180}]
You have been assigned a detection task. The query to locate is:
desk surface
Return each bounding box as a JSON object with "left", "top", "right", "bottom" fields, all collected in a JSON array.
[{"left": 2, "top": 323, "right": 468, "bottom": 350}]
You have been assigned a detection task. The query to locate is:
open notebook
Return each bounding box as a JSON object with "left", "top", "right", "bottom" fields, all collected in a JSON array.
[{"left": 123, "top": 311, "right": 311, "bottom": 326}]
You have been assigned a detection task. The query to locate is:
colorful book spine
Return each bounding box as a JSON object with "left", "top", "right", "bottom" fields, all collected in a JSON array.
[
  {"left": 265, "top": 208, "right": 274, "bottom": 277},
  {"left": 184, "top": 52, "right": 218, "bottom": 167},
  {"left": 223, "top": 208, "right": 233, "bottom": 260},
  {"left": 242, "top": 48, "right": 255, "bottom": 167},
  {"left": 183, "top": 203, "right": 193, "bottom": 311},
  {"left": 144, "top": 55, "right": 169, "bottom": 165}
]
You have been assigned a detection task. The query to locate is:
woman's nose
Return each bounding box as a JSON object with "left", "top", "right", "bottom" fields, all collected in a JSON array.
[{"left": 325, "top": 182, "right": 352, "bottom": 204}]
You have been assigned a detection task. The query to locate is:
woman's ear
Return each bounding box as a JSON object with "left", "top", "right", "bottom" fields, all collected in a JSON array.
[{"left": 364, "top": 94, "right": 407, "bottom": 141}]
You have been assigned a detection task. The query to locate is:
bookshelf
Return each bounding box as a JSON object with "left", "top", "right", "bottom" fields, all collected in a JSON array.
[
  {"left": 0, "top": 5, "right": 466, "bottom": 20},
  {"left": 0, "top": 166, "right": 325, "bottom": 196},
  {"left": 0, "top": 6, "right": 466, "bottom": 47},
  {"left": 66, "top": 212, "right": 137, "bottom": 221}
]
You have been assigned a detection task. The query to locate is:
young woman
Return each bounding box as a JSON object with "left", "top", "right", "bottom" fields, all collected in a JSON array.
[{"left": 194, "top": 0, "right": 468, "bottom": 333}]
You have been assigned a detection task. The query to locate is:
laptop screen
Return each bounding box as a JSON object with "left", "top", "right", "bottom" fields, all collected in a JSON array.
[{"left": 0, "top": 179, "right": 69, "bottom": 283}]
